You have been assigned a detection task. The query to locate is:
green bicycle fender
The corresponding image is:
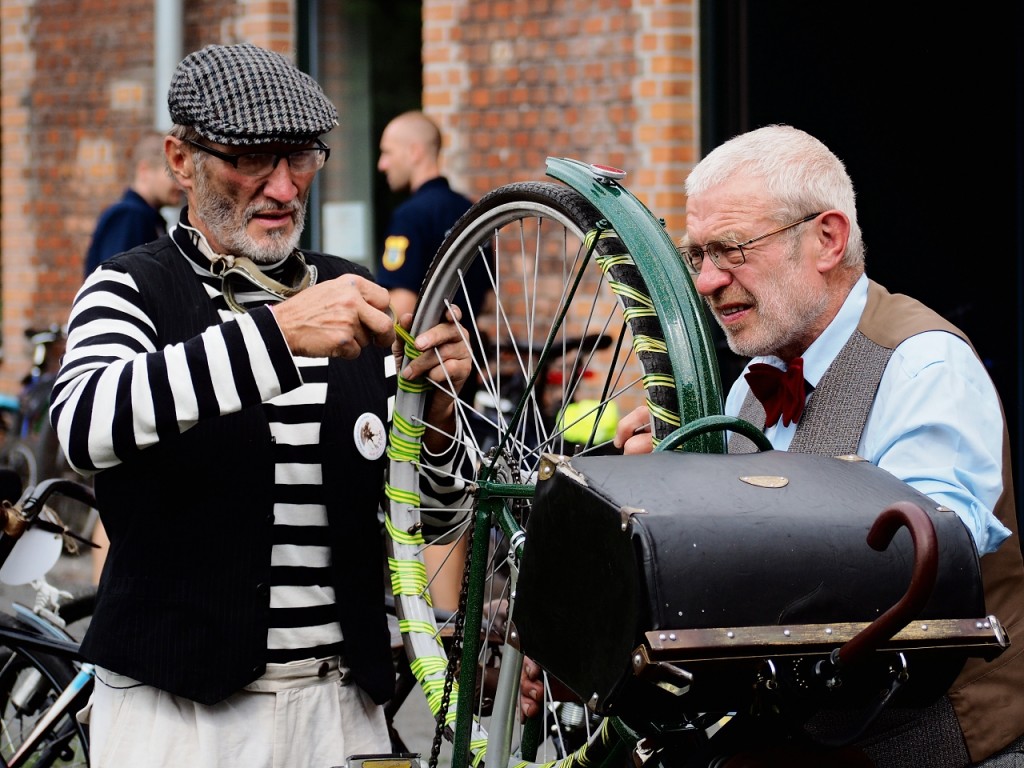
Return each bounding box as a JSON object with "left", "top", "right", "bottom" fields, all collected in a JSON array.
[{"left": 545, "top": 157, "right": 726, "bottom": 454}]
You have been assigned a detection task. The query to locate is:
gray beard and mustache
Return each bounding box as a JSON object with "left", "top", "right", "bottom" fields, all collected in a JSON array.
[
  {"left": 712, "top": 242, "right": 828, "bottom": 359},
  {"left": 192, "top": 167, "right": 307, "bottom": 265}
]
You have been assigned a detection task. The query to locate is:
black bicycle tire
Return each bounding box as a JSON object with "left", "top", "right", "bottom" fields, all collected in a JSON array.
[
  {"left": 420, "top": 181, "right": 680, "bottom": 440},
  {"left": 0, "top": 613, "right": 89, "bottom": 767},
  {"left": 387, "top": 180, "right": 684, "bottom": 767}
]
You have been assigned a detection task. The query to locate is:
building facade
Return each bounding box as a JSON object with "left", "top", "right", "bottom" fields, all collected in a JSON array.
[{"left": 0, "top": 0, "right": 697, "bottom": 394}]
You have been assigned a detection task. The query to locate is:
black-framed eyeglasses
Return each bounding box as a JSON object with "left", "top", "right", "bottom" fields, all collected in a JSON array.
[
  {"left": 679, "top": 212, "right": 823, "bottom": 274},
  {"left": 184, "top": 138, "right": 330, "bottom": 177}
]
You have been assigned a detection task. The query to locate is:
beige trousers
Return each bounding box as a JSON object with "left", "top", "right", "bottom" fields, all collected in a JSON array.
[{"left": 81, "top": 657, "right": 390, "bottom": 768}]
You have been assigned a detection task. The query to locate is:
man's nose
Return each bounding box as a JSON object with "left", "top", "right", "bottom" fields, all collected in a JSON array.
[
  {"left": 262, "top": 160, "right": 299, "bottom": 202},
  {"left": 693, "top": 259, "right": 732, "bottom": 296}
]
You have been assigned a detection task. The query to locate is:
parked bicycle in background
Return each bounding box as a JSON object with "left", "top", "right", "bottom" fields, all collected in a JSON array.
[
  {"left": 0, "top": 470, "right": 98, "bottom": 766},
  {"left": 0, "top": 325, "right": 98, "bottom": 573},
  {"left": 0, "top": 325, "right": 68, "bottom": 487}
]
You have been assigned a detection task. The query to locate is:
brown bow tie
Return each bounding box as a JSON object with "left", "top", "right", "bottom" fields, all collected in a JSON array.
[{"left": 745, "top": 358, "right": 810, "bottom": 428}]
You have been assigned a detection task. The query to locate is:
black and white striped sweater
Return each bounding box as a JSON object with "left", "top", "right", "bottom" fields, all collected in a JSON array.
[{"left": 50, "top": 216, "right": 472, "bottom": 694}]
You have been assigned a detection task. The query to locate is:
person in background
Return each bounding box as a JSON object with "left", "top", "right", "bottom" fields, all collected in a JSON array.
[
  {"left": 376, "top": 109, "right": 488, "bottom": 319},
  {"left": 377, "top": 109, "right": 490, "bottom": 612},
  {"left": 526, "top": 124, "right": 1024, "bottom": 767},
  {"left": 83, "top": 131, "right": 183, "bottom": 276},
  {"left": 83, "top": 130, "right": 184, "bottom": 583},
  {"left": 51, "top": 43, "right": 474, "bottom": 768}
]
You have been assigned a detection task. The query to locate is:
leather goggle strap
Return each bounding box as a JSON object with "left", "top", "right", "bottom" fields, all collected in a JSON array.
[{"left": 220, "top": 252, "right": 312, "bottom": 313}]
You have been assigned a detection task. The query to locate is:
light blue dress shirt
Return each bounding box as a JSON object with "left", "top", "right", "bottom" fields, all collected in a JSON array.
[{"left": 725, "top": 274, "right": 1012, "bottom": 556}]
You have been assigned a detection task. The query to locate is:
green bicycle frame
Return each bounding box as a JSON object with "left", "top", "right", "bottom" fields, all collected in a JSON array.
[{"left": 449, "top": 157, "right": 733, "bottom": 768}]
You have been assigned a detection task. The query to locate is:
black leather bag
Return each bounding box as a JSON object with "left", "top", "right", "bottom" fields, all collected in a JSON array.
[{"left": 510, "top": 450, "right": 1002, "bottom": 721}]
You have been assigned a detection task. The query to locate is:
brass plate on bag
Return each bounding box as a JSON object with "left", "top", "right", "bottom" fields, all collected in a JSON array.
[{"left": 739, "top": 475, "right": 789, "bottom": 488}]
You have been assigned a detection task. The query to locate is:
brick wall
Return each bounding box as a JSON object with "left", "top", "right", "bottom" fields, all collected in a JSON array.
[
  {"left": 0, "top": 0, "right": 697, "bottom": 394},
  {"left": 0, "top": 0, "right": 296, "bottom": 393},
  {"left": 423, "top": 0, "right": 697, "bottom": 341},
  {"left": 425, "top": 0, "right": 697, "bottom": 228},
  {"left": 2, "top": 0, "right": 44, "bottom": 395}
]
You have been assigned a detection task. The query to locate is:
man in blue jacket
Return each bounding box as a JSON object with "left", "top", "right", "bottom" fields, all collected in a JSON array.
[
  {"left": 83, "top": 131, "right": 182, "bottom": 276},
  {"left": 376, "top": 110, "right": 489, "bottom": 321}
]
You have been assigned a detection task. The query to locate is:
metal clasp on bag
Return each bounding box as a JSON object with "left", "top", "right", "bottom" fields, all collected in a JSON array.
[
  {"left": 538, "top": 452, "right": 587, "bottom": 485},
  {"left": 619, "top": 505, "right": 647, "bottom": 531},
  {"left": 631, "top": 644, "right": 694, "bottom": 697}
]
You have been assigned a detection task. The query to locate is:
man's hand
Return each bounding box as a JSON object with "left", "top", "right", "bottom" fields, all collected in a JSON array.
[
  {"left": 393, "top": 306, "right": 472, "bottom": 453},
  {"left": 270, "top": 274, "right": 395, "bottom": 358},
  {"left": 613, "top": 404, "right": 654, "bottom": 455},
  {"left": 519, "top": 656, "right": 545, "bottom": 720},
  {"left": 519, "top": 657, "right": 579, "bottom": 721}
]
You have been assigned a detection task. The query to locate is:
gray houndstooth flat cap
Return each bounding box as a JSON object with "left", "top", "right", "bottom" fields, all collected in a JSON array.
[{"left": 168, "top": 43, "right": 338, "bottom": 146}]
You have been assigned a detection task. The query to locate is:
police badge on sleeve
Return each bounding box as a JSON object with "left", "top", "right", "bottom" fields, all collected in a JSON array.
[{"left": 382, "top": 236, "right": 409, "bottom": 271}]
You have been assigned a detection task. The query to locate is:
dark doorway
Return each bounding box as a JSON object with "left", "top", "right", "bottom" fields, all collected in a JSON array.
[
  {"left": 702, "top": 3, "right": 1024, "bottom": 514},
  {"left": 368, "top": 1, "right": 424, "bottom": 256}
]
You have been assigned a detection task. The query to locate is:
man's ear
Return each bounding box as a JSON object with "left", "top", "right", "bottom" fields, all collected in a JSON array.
[
  {"left": 165, "top": 137, "right": 194, "bottom": 187},
  {"left": 815, "top": 210, "right": 850, "bottom": 273},
  {"left": 408, "top": 139, "right": 427, "bottom": 165}
]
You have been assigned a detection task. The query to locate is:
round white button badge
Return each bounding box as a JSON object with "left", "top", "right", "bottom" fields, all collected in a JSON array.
[{"left": 354, "top": 412, "right": 387, "bottom": 460}]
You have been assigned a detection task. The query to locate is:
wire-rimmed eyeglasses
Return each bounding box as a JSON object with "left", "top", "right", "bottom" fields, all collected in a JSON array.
[
  {"left": 679, "top": 212, "right": 823, "bottom": 274},
  {"left": 185, "top": 138, "right": 330, "bottom": 177}
]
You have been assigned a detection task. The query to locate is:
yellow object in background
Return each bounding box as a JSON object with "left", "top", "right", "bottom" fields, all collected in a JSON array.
[{"left": 558, "top": 399, "right": 619, "bottom": 445}]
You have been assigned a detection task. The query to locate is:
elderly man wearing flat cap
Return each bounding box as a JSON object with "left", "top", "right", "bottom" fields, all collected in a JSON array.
[{"left": 50, "top": 43, "right": 474, "bottom": 767}]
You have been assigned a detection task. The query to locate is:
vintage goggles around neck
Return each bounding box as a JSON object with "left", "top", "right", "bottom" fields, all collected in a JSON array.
[{"left": 214, "top": 251, "right": 313, "bottom": 314}]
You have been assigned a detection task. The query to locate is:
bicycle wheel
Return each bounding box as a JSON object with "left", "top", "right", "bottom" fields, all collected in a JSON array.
[
  {"left": 386, "top": 180, "right": 702, "bottom": 767},
  {"left": 0, "top": 615, "right": 89, "bottom": 767}
]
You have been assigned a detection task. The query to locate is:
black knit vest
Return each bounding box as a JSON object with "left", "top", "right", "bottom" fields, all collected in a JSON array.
[{"left": 81, "top": 238, "right": 395, "bottom": 705}]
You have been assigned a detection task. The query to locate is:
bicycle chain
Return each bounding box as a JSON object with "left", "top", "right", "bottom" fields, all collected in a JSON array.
[{"left": 429, "top": 511, "right": 476, "bottom": 768}]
